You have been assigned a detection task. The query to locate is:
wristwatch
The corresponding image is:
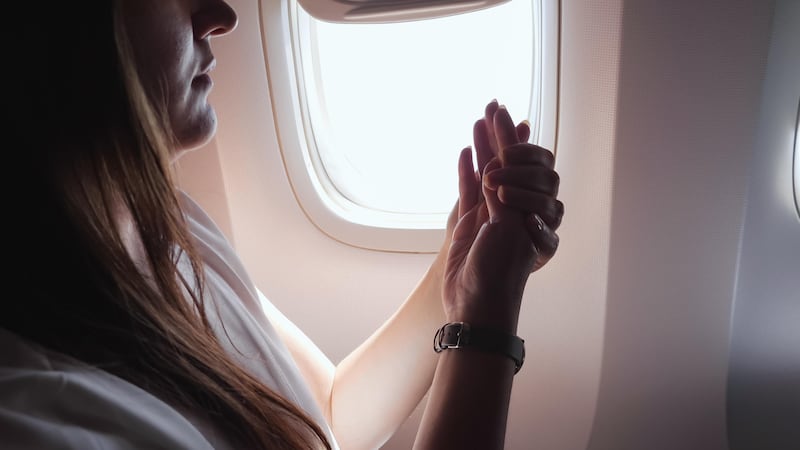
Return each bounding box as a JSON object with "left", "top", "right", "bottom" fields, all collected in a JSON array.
[{"left": 434, "top": 322, "right": 525, "bottom": 374}]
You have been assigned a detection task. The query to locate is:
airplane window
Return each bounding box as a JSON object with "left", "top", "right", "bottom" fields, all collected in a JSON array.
[
  {"left": 297, "top": 0, "right": 535, "bottom": 215},
  {"left": 264, "top": 0, "right": 558, "bottom": 251}
]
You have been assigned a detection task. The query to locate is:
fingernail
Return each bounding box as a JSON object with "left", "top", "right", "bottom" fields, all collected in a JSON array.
[
  {"left": 521, "top": 119, "right": 531, "bottom": 127},
  {"left": 533, "top": 214, "right": 544, "bottom": 231}
]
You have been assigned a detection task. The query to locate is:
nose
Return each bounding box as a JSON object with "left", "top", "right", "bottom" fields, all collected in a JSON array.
[{"left": 194, "top": 0, "right": 239, "bottom": 40}]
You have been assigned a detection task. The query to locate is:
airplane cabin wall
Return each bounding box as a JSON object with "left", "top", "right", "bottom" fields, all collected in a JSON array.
[
  {"left": 726, "top": 1, "right": 800, "bottom": 448},
  {"left": 586, "top": 1, "right": 775, "bottom": 450},
  {"left": 175, "top": 0, "right": 792, "bottom": 449}
]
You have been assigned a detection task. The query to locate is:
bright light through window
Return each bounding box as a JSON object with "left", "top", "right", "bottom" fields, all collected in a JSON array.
[{"left": 298, "top": 0, "right": 535, "bottom": 215}]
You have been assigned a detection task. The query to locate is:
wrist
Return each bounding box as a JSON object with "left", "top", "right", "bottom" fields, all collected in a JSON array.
[
  {"left": 434, "top": 322, "right": 526, "bottom": 374},
  {"left": 430, "top": 246, "right": 447, "bottom": 277},
  {"left": 447, "top": 312, "right": 519, "bottom": 336},
  {"left": 425, "top": 253, "right": 446, "bottom": 292},
  {"left": 447, "top": 291, "right": 522, "bottom": 334}
]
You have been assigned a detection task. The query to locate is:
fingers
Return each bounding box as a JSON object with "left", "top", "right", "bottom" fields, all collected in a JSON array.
[
  {"left": 527, "top": 214, "right": 560, "bottom": 271},
  {"left": 473, "top": 102, "right": 564, "bottom": 218},
  {"left": 485, "top": 104, "right": 562, "bottom": 227},
  {"left": 484, "top": 100, "right": 500, "bottom": 155},
  {"left": 516, "top": 120, "right": 531, "bottom": 143},
  {"left": 473, "top": 118, "right": 494, "bottom": 172},
  {"left": 472, "top": 100, "right": 564, "bottom": 273},
  {"left": 475, "top": 101, "right": 532, "bottom": 172},
  {"left": 502, "top": 143, "right": 555, "bottom": 169},
  {"left": 452, "top": 146, "right": 486, "bottom": 244},
  {"left": 497, "top": 186, "right": 564, "bottom": 230},
  {"left": 484, "top": 165, "right": 560, "bottom": 197},
  {"left": 493, "top": 106, "right": 521, "bottom": 162},
  {"left": 457, "top": 146, "right": 479, "bottom": 218},
  {"left": 471, "top": 100, "right": 501, "bottom": 173},
  {"left": 482, "top": 158, "right": 511, "bottom": 224}
]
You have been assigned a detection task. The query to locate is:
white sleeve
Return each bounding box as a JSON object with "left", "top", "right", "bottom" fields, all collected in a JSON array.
[{"left": 0, "top": 330, "right": 216, "bottom": 450}]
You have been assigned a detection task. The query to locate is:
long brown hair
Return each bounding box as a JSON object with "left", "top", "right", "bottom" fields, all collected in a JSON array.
[{"left": 7, "top": 2, "right": 330, "bottom": 448}]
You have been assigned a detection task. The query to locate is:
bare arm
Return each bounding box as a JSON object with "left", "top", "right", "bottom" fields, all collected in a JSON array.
[
  {"left": 327, "top": 258, "right": 446, "bottom": 449},
  {"left": 264, "top": 102, "right": 561, "bottom": 450},
  {"left": 261, "top": 253, "right": 447, "bottom": 449},
  {"left": 415, "top": 344, "right": 517, "bottom": 449},
  {"left": 415, "top": 104, "right": 562, "bottom": 449}
]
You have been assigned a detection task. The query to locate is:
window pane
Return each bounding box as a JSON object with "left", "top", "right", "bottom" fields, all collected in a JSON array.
[{"left": 299, "top": 0, "right": 535, "bottom": 214}]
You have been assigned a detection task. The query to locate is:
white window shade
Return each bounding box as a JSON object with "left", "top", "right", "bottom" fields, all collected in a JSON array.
[{"left": 296, "top": 0, "right": 512, "bottom": 23}]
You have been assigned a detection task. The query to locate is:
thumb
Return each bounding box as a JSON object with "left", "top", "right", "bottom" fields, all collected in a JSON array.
[{"left": 482, "top": 158, "right": 511, "bottom": 223}]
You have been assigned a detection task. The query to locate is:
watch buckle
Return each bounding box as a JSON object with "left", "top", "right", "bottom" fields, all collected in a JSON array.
[{"left": 434, "top": 322, "right": 470, "bottom": 352}]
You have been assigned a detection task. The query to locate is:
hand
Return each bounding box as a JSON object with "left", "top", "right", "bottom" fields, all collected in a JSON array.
[
  {"left": 442, "top": 101, "right": 563, "bottom": 272},
  {"left": 442, "top": 102, "right": 563, "bottom": 331},
  {"left": 479, "top": 103, "right": 563, "bottom": 271},
  {"left": 441, "top": 101, "right": 532, "bottom": 253}
]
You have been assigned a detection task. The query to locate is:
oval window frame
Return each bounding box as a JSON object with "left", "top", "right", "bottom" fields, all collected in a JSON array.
[{"left": 260, "top": 0, "right": 560, "bottom": 252}]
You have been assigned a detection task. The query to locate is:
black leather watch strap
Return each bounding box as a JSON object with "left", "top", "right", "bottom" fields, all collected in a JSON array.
[{"left": 434, "top": 322, "right": 525, "bottom": 374}]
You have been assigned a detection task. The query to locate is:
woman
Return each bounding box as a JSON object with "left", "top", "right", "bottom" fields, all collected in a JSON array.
[{"left": 2, "top": 0, "right": 563, "bottom": 449}]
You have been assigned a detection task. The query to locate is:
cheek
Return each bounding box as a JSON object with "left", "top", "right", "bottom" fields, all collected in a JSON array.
[
  {"left": 152, "top": 37, "right": 207, "bottom": 147},
  {"left": 126, "top": 8, "right": 185, "bottom": 88},
  {"left": 155, "top": 36, "right": 193, "bottom": 100}
]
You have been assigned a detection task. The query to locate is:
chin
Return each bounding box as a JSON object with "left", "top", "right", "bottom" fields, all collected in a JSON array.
[{"left": 173, "top": 112, "right": 218, "bottom": 156}]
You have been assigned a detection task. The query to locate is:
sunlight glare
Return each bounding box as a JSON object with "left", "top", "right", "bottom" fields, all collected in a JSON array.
[{"left": 300, "top": 0, "right": 535, "bottom": 214}]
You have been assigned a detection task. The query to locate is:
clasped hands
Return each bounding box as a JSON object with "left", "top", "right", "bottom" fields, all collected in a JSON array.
[{"left": 441, "top": 100, "right": 564, "bottom": 332}]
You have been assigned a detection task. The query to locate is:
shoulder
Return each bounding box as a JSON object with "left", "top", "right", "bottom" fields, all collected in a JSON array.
[
  {"left": 176, "top": 190, "right": 249, "bottom": 278},
  {"left": 0, "top": 328, "right": 215, "bottom": 450},
  {"left": 176, "top": 190, "right": 230, "bottom": 247}
]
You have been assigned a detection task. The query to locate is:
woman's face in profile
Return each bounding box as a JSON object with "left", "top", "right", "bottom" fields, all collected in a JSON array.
[{"left": 119, "top": 0, "right": 237, "bottom": 154}]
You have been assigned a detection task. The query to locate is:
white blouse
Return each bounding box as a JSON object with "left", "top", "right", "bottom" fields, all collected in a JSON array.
[{"left": 0, "top": 192, "right": 339, "bottom": 449}]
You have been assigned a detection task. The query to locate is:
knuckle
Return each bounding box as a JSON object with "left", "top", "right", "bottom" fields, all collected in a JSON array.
[{"left": 550, "top": 170, "right": 560, "bottom": 187}]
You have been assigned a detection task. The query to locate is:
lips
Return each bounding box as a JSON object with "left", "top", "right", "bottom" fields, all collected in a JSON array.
[
  {"left": 193, "top": 73, "right": 213, "bottom": 90},
  {"left": 193, "top": 58, "right": 216, "bottom": 89}
]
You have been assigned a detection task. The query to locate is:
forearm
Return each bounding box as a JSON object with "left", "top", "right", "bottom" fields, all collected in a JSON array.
[
  {"left": 329, "top": 255, "right": 446, "bottom": 450},
  {"left": 413, "top": 347, "right": 516, "bottom": 450}
]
